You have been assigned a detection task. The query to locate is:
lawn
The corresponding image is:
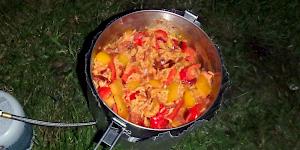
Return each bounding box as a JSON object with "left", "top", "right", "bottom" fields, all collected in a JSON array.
[{"left": 0, "top": 0, "right": 299, "bottom": 149}]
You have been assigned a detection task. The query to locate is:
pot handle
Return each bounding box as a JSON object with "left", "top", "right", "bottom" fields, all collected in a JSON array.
[
  {"left": 94, "top": 118, "right": 125, "bottom": 150},
  {"left": 183, "top": 10, "right": 201, "bottom": 27}
]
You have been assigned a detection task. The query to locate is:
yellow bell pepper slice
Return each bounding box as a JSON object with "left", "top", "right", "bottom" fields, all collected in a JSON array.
[
  {"left": 114, "top": 95, "right": 129, "bottom": 119},
  {"left": 104, "top": 95, "right": 115, "bottom": 109},
  {"left": 196, "top": 73, "right": 212, "bottom": 98},
  {"left": 94, "top": 52, "right": 111, "bottom": 66},
  {"left": 171, "top": 119, "right": 184, "bottom": 128},
  {"left": 149, "top": 79, "right": 161, "bottom": 88},
  {"left": 167, "top": 82, "right": 180, "bottom": 103},
  {"left": 127, "top": 80, "right": 140, "bottom": 90},
  {"left": 117, "top": 53, "right": 129, "bottom": 66},
  {"left": 183, "top": 89, "right": 196, "bottom": 108},
  {"left": 110, "top": 79, "right": 124, "bottom": 96}
]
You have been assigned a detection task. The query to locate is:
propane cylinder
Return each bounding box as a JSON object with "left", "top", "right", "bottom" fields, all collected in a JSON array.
[{"left": 0, "top": 91, "right": 33, "bottom": 150}]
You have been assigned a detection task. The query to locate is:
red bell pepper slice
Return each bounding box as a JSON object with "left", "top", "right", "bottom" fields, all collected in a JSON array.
[
  {"left": 97, "top": 87, "right": 111, "bottom": 99},
  {"left": 183, "top": 47, "right": 197, "bottom": 62},
  {"left": 172, "top": 39, "right": 179, "bottom": 49},
  {"left": 179, "top": 41, "right": 197, "bottom": 62},
  {"left": 179, "top": 66, "right": 196, "bottom": 84},
  {"left": 149, "top": 104, "right": 170, "bottom": 129},
  {"left": 121, "top": 66, "right": 139, "bottom": 83},
  {"left": 108, "top": 60, "right": 116, "bottom": 82},
  {"left": 133, "top": 32, "right": 145, "bottom": 46},
  {"left": 165, "top": 67, "right": 177, "bottom": 85},
  {"left": 179, "top": 64, "right": 201, "bottom": 84},
  {"left": 130, "top": 111, "right": 144, "bottom": 126},
  {"left": 154, "top": 29, "right": 168, "bottom": 42},
  {"left": 185, "top": 102, "right": 204, "bottom": 123},
  {"left": 158, "top": 104, "right": 168, "bottom": 115},
  {"left": 138, "top": 121, "right": 144, "bottom": 126},
  {"left": 165, "top": 99, "right": 184, "bottom": 120},
  {"left": 112, "top": 104, "right": 118, "bottom": 113},
  {"left": 150, "top": 115, "right": 169, "bottom": 129},
  {"left": 154, "top": 29, "right": 168, "bottom": 50},
  {"left": 154, "top": 39, "right": 166, "bottom": 50},
  {"left": 187, "top": 64, "right": 201, "bottom": 81},
  {"left": 93, "top": 74, "right": 109, "bottom": 82}
]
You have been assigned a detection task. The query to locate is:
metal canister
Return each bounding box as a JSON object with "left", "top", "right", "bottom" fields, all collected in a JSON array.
[{"left": 0, "top": 91, "right": 33, "bottom": 150}]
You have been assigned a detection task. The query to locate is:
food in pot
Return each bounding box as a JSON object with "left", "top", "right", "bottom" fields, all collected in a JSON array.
[{"left": 92, "top": 28, "right": 214, "bottom": 129}]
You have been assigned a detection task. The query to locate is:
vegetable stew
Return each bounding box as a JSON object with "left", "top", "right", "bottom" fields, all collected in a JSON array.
[{"left": 92, "top": 28, "right": 214, "bottom": 129}]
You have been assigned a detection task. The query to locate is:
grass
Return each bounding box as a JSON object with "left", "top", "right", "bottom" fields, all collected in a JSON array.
[{"left": 0, "top": 0, "right": 299, "bottom": 149}]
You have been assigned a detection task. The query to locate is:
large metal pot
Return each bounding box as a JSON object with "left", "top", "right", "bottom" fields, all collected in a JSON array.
[{"left": 84, "top": 10, "right": 229, "bottom": 149}]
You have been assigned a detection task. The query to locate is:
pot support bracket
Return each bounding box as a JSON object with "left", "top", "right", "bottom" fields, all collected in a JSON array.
[{"left": 94, "top": 118, "right": 126, "bottom": 150}]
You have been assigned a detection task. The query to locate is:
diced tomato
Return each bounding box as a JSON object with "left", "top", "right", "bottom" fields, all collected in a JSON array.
[
  {"left": 138, "top": 121, "right": 144, "bottom": 126},
  {"left": 121, "top": 66, "right": 140, "bottom": 83},
  {"left": 134, "top": 32, "right": 145, "bottom": 46},
  {"left": 129, "top": 91, "right": 140, "bottom": 100},
  {"left": 108, "top": 60, "right": 116, "bottom": 82},
  {"left": 97, "top": 87, "right": 111, "bottom": 99},
  {"left": 165, "top": 67, "right": 177, "bottom": 85},
  {"left": 179, "top": 41, "right": 188, "bottom": 50},
  {"left": 154, "top": 29, "right": 168, "bottom": 42},
  {"left": 154, "top": 40, "right": 165, "bottom": 50},
  {"left": 179, "top": 67, "right": 188, "bottom": 82},
  {"left": 172, "top": 39, "right": 179, "bottom": 49},
  {"left": 185, "top": 102, "right": 205, "bottom": 123},
  {"left": 166, "top": 99, "right": 184, "bottom": 120}
]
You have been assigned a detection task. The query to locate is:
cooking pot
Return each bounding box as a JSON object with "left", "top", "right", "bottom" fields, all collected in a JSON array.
[{"left": 84, "top": 9, "right": 229, "bottom": 149}]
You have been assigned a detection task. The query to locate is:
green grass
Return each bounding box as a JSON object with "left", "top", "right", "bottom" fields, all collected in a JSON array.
[{"left": 0, "top": 0, "right": 299, "bottom": 149}]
